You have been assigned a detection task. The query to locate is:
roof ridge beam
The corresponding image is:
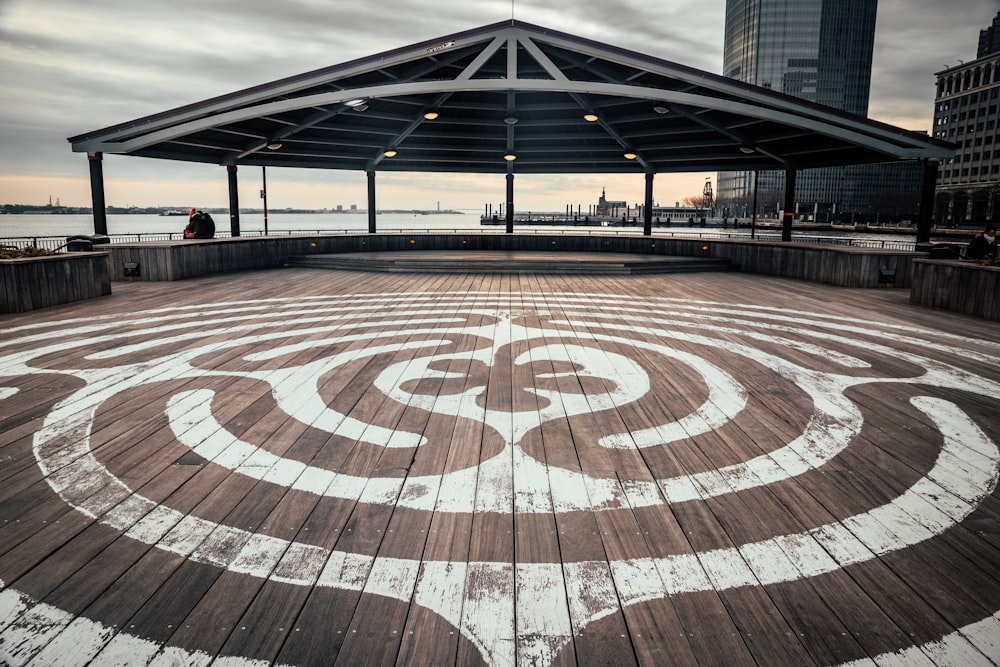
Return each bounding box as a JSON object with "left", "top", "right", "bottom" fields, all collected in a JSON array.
[
  {"left": 508, "top": 34, "right": 517, "bottom": 81},
  {"left": 455, "top": 36, "right": 506, "bottom": 82},
  {"left": 518, "top": 36, "right": 569, "bottom": 81}
]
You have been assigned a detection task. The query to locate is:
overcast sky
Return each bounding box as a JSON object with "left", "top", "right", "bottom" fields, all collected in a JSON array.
[{"left": 0, "top": 0, "right": 996, "bottom": 212}]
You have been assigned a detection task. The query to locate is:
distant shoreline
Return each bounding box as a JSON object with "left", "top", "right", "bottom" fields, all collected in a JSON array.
[{"left": 1, "top": 206, "right": 467, "bottom": 216}]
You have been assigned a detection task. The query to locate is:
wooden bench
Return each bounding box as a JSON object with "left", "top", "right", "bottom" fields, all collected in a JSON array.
[
  {"left": 1, "top": 252, "right": 111, "bottom": 314},
  {"left": 909, "top": 258, "right": 1000, "bottom": 320},
  {"left": 106, "top": 233, "right": 920, "bottom": 289}
]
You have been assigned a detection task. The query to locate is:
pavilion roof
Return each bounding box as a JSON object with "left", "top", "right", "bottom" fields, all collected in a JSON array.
[{"left": 68, "top": 20, "right": 954, "bottom": 175}]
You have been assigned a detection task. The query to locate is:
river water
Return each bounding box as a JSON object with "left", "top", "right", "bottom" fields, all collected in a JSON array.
[
  {"left": 1, "top": 212, "right": 479, "bottom": 238},
  {"left": 0, "top": 212, "right": 923, "bottom": 249}
]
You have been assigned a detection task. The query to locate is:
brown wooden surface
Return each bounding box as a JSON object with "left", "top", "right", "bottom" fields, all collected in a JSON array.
[
  {"left": 0, "top": 252, "right": 111, "bottom": 313},
  {"left": 910, "top": 259, "right": 1000, "bottom": 321},
  {"left": 1, "top": 263, "right": 999, "bottom": 666}
]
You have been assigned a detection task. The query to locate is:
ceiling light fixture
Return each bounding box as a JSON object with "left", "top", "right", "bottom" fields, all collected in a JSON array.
[
  {"left": 504, "top": 116, "right": 518, "bottom": 125},
  {"left": 739, "top": 145, "right": 756, "bottom": 154},
  {"left": 583, "top": 113, "right": 599, "bottom": 122},
  {"left": 266, "top": 141, "right": 282, "bottom": 150},
  {"left": 653, "top": 105, "right": 670, "bottom": 114},
  {"left": 504, "top": 154, "right": 517, "bottom": 161},
  {"left": 623, "top": 152, "right": 637, "bottom": 160},
  {"left": 423, "top": 111, "right": 439, "bottom": 120},
  {"left": 344, "top": 98, "right": 368, "bottom": 107},
  {"left": 383, "top": 150, "right": 397, "bottom": 157}
]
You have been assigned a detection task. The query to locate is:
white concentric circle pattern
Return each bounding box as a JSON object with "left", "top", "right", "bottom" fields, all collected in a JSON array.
[{"left": 1, "top": 288, "right": 999, "bottom": 666}]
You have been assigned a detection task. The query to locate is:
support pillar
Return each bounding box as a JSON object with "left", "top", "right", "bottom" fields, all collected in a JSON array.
[
  {"left": 505, "top": 172, "right": 514, "bottom": 234},
  {"left": 643, "top": 172, "right": 654, "bottom": 236},
  {"left": 367, "top": 171, "right": 377, "bottom": 233},
  {"left": 261, "top": 166, "right": 269, "bottom": 236},
  {"left": 781, "top": 168, "right": 797, "bottom": 242},
  {"left": 227, "top": 165, "right": 241, "bottom": 237},
  {"left": 751, "top": 169, "right": 759, "bottom": 240},
  {"left": 916, "top": 159, "right": 938, "bottom": 244},
  {"left": 87, "top": 152, "right": 108, "bottom": 236}
]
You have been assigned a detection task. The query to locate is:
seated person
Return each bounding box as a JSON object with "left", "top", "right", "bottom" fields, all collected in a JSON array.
[
  {"left": 965, "top": 224, "right": 996, "bottom": 260},
  {"left": 183, "top": 209, "right": 216, "bottom": 239}
]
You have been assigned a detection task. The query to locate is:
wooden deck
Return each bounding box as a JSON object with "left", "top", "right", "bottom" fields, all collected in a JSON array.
[{"left": 2, "top": 262, "right": 999, "bottom": 666}]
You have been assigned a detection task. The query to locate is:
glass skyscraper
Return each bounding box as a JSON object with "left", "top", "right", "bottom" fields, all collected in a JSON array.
[{"left": 717, "top": 0, "right": 921, "bottom": 222}]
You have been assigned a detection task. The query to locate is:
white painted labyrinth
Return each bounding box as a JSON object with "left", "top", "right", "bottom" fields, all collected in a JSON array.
[{"left": 2, "top": 291, "right": 999, "bottom": 666}]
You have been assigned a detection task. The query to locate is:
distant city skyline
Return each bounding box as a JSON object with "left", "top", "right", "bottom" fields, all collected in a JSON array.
[{"left": 1, "top": 1, "right": 996, "bottom": 212}]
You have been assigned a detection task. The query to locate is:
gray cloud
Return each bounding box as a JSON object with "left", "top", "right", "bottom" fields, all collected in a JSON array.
[
  {"left": 0, "top": 0, "right": 996, "bottom": 206},
  {"left": 868, "top": 0, "right": 996, "bottom": 126}
]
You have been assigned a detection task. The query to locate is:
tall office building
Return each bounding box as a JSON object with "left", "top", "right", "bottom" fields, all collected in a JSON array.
[
  {"left": 933, "top": 11, "right": 1000, "bottom": 229},
  {"left": 979, "top": 10, "right": 1000, "bottom": 58},
  {"left": 717, "top": 0, "right": 921, "bottom": 222}
]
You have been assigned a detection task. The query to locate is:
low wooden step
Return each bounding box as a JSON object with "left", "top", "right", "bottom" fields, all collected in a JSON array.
[{"left": 283, "top": 251, "right": 732, "bottom": 275}]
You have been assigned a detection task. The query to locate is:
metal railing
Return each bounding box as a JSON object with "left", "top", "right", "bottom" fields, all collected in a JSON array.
[{"left": 1, "top": 228, "right": 921, "bottom": 252}]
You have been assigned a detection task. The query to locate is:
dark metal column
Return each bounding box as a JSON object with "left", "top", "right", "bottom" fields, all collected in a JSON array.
[
  {"left": 916, "top": 159, "right": 939, "bottom": 245},
  {"left": 261, "top": 166, "right": 269, "bottom": 236},
  {"left": 227, "top": 165, "right": 241, "bottom": 237},
  {"left": 781, "top": 168, "right": 797, "bottom": 242},
  {"left": 87, "top": 152, "right": 108, "bottom": 236},
  {"left": 751, "top": 170, "right": 759, "bottom": 240},
  {"left": 367, "top": 171, "right": 377, "bottom": 233},
  {"left": 643, "top": 172, "right": 654, "bottom": 236},
  {"left": 505, "top": 172, "right": 514, "bottom": 234}
]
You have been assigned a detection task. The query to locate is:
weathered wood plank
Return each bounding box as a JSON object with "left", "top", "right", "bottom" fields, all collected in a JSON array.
[
  {"left": 2, "top": 264, "right": 999, "bottom": 667},
  {"left": 0, "top": 252, "right": 111, "bottom": 314}
]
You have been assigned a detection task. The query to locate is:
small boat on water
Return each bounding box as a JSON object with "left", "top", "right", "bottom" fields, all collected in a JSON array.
[{"left": 159, "top": 209, "right": 187, "bottom": 216}]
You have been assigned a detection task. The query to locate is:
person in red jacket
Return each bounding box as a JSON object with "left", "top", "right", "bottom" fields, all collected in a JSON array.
[{"left": 183, "top": 209, "right": 216, "bottom": 239}]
